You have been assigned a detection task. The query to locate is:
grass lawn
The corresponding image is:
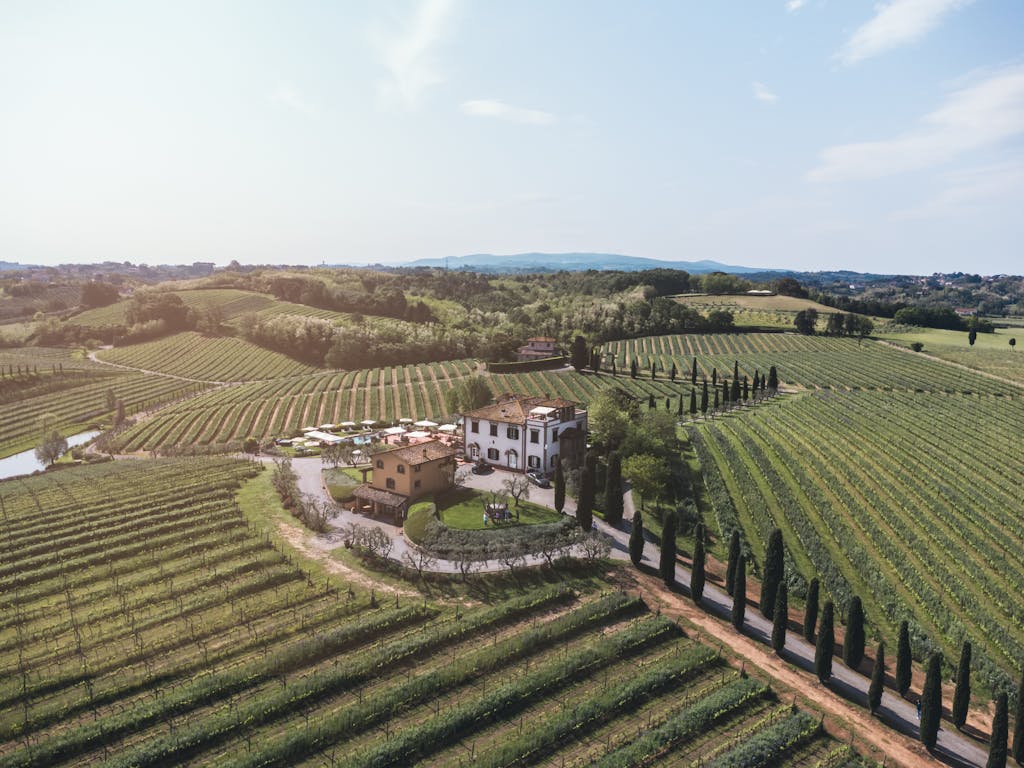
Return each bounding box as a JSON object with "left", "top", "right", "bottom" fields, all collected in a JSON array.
[
  {"left": 322, "top": 466, "right": 366, "bottom": 501},
  {"left": 878, "top": 326, "right": 1024, "bottom": 384},
  {"left": 436, "top": 486, "right": 563, "bottom": 530}
]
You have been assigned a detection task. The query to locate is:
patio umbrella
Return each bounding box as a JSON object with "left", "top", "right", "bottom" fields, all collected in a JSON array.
[
  {"left": 398, "top": 417, "right": 414, "bottom": 424},
  {"left": 438, "top": 424, "right": 457, "bottom": 432},
  {"left": 301, "top": 426, "right": 315, "bottom": 432},
  {"left": 340, "top": 421, "right": 356, "bottom": 428},
  {"left": 413, "top": 420, "right": 439, "bottom": 428},
  {"left": 318, "top": 423, "right": 336, "bottom": 431},
  {"left": 406, "top": 430, "right": 430, "bottom": 439},
  {"left": 383, "top": 426, "right": 407, "bottom": 435},
  {"left": 360, "top": 419, "right": 377, "bottom": 427}
]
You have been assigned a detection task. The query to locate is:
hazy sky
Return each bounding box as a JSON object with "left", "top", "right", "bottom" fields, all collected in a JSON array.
[{"left": 2, "top": 1, "right": 1023, "bottom": 274}]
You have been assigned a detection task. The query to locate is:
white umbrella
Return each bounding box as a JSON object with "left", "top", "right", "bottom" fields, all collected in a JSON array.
[
  {"left": 318, "top": 423, "right": 336, "bottom": 431},
  {"left": 301, "top": 426, "right": 316, "bottom": 432},
  {"left": 414, "top": 420, "right": 438, "bottom": 428},
  {"left": 398, "top": 418, "right": 414, "bottom": 424},
  {"left": 438, "top": 424, "right": 457, "bottom": 432},
  {"left": 360, "top": 419, "right": 377, "bottom": 427},
  {"left": 340, "top": 421, "right": 356, "bottom": 428},
  {"left": 351, "top": 449, "right": 363, "bottom": 457},
  {"left": 406, "top": 430, "right": 430, "bottom": 439},
  {"left": 384, "top": 426, "right": 407, "bottom": 435}
]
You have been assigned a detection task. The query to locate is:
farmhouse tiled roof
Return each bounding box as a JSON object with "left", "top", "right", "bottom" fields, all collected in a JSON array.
[
  {"left": 463, "top": 394, "right": 578, "bottom": 425},
  {"left": 352, "top": 485, "right": 408, "bottom": 507},
  {"left": 373, "top": 440, "right": 456, "bottom": 466}
]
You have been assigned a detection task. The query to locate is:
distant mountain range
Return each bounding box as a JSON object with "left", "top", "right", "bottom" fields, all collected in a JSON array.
[
  {"left": 0, "top": 261, "right": 28, "bottom": 271},
  {"left": 403, "top": 253, "right": 779, "bottom": 275}
]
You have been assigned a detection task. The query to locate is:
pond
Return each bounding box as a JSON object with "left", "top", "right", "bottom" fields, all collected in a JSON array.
[{"left": 0, "top": 430, "right": 102, "bottom": 481}]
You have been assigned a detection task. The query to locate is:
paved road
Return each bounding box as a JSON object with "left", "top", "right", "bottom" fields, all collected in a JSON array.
[{"left": 277, "top": 456, "right": 989, "bottom": 768}]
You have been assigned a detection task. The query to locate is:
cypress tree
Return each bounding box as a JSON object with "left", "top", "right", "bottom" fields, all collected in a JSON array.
[
  {"left": 611, "top": 358, "right": 617, "bottom": 376},
  {"left": 752, "top": 371, "right": 760, "bottom": 396},
  {"left": 731, "top": 376, "right": 740, "bottom": 404},
  {"left": 953, "top": 641, "right": 972, "bottom": 730},
  {"left": 721, "top": 379, "right": 728, "bottom": 408},
  {"left": 712, "top": 368, "right": 717, "bottom": 386},
  {"left": 576, "top": 453, "right": 595, "bottom": 531},
  {"left": 665, "top": 397, "right": 671, "bottom": 411},
  {"left": 767, "top": 365, "right": 779, "bottom": 391},
  {"left": 700, "top": 380, "right": 708, "bottom": 415},
  {"left": 1013, "top": 668, "right": 1024, "bottom": 765},
  {"left": 761, "top": 528, "right": 784, "bottom": 619},
  {"left": 691, "top": 523, "right": 706, "bottom": 605},
  {"left": 725, "top": 529, "right": 741, "bottom": 596},
  {"left": 896, "top": 620, "right": 912, "bottom": 696},
  {"left": 650, "top": 361, "right": 656, "bottom": 380},
  {"left": 731, "top": 555, "right": 746, "bottom": 631},
  {"left": 713, "top": 389, "right": 719, "bottom": 412},
  {"left": 844, "top": 595, "right": 866, "bottom": 669},
  {"left": 660, "top": 510, "right": 677, "bottom": 586},
  {"left": 648, "top": 393, "right": 655, "bottom": 409},
  {"left": 553, "top": 460, "right": 565, "bottom": 514},
  {"left": 733, "top": 360, "right": 739, "bottom": 381},
  {"left": 629, "top": 509, "right": 644, "bottom": 567},
  {"left": 989, "top": 691, "right": 1008, "bottom": 768},
  {"left": 920, "top": 652, "right": 943, "bottom": 751},
  {"left": 771, "top": 582, "right": 788, "bottom": 653},
  {"left": 803, "top": 577, "right": 820, "bottom": 643},
  {"left": 691, "top": 357, "right": 697, "bottom": 385},
  {"left": 603, "top": 452, "right": 623, "bottom": 526},
  {"left": 815, "top": 601, "right": 835, "bottom": 683},
  {"left": 670, "top": 362, "right": 677, "bottom": 382},
  {"left": 868, "top": 642, "right": 885, "bottom": 714},
  {"left": 677, "top": 394, "right": 683, "bottom": 416},
  {"left": 689, "top": 389, "right": 697, "bottom": 417},
  {"left": 630, "top": 359, "right": 638, "bottom": 379}
]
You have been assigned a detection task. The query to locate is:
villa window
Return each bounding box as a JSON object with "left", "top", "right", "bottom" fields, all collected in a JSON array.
[
  {"left": 530, "top": 430, "right": 539, "bottom": 444},
  {"left": 487, "top": 448, "right": 499, "bottom": 460},
  {"left": 507, "top": 426, "right": 519, "bottom": 440},
  {"left": 552, "top": 428, "right": 559, "bottom": 442},
  {"left": 386, "top": 478, "right": 396, "bottom": 490},
  {"left": 489, "top": 424, "right": 498, "bottom": 437},
  {"left": 397, "top": 464, "right": 405, "bottom": 474},
  {"left": 471, "top": 421, "right": 479, "bottom": 433},
  {"left": 414, "top": 480, "right": 421, "bottom": 489},
  {"left": 376, "top": 459, "right": 384, "bottom": 469},
  {"left": 414, "top": 465, "right": 421, "bottom": 473},
  {"left": 528, "top": 455, "right": 540, "bottom": 468}
]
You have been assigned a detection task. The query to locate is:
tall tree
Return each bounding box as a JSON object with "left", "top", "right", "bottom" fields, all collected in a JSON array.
[
  {"left": 725, "top": 529, "right": 741, "bottom": 596},
  {"left": 611, "top": 358, "right": 617, "bottom": 376},
  {"left": 742, "top": 376, "right": 749, "bottom": 401},
  {"left": 589, "top": 349, "right": 602, "bottom": 374},
  {"left": 630, "top": 358, "right": 638, "bottom": 379},
  {"left": 691, "top": 523, "right": 706, "bottom": 605},
  {"left": 35, "top": 430, "right": 68, "bottom": 467},
  {"left": 670, "top": 362, "right": 677, "bottom": 382},
  {"left": 660, "top": 510, "right": 677, "bottom": 587},
  {"left": 896, "top": 620, "right": 912, "bottom": 696},
  {"left": 815, "top": 601, "right": 835, "bottom": 683},
  {"left": 700, "top": 380, "right": 708, "bottom": 416},
  {"left": 969, "top": 329, "right": 978, "bottom": 347},
  {"left": 712, "top": 368, "right": 717, "bottom": 386},
  {"left": 761, "top": 528, "right": 784, "bottom": 619},
  {"left": 803, "top": 577, "right": 820, "bottom": 643},
  {"left": 752, "top": 371, "right": 760, "bottom": 397},
  {"left": 677, "top": 394, "right": 683, "bottom": 416},
  {"left": 953, "top": 641, "right": 972, "bottom": 730},
  {"left": 920, "top": 652, "right": 943, "bottom": 752},
  {"left": 868, "top": 642, "right": 885, "bottom": 714},
  {"left": 603, "top": 451, "right": 624, "bottom": 526},
  {"left": 648, "top": 393, "right": 655, "bottom": 409},
  {"left": 571, "top": 335, "right": 589, "bottom": 371},
  {"left": 629, "top": 509, "right": 644, "bottom": 567},
  {"left": 731, "top": 555, "right": 746, "bottom": 630},
  {"left": 989, "top": 691, "right": 1008, "bottom": 768},
  {"left": 771, "top": 582, "right": 788, "bottom": 653},
  {"left": 733, "top": 360, "right": 739, "bottom": 381},
  {"left": 767, "top": 365, "right": 779, "bottom": 392},
  {"left": 691, "top": 357, "right": 698, "bottom": 385},
  {"left": 713, "top": 389, "right": 719, "bottom": 412},
  {"left": 553, "top": 459, "right": 565, "bottom": 514},
  {"left": 576, "top": 453, "right": 595, "bottom": 531},
  {"left": 689, "top": 389, "right": 697, "bottom": 417},
  {"left": 844, "top": 596, "right": 866, "bottom": 669},
  {"left": 1013, "top": 668, "right": 1024, "bottom": 765}
]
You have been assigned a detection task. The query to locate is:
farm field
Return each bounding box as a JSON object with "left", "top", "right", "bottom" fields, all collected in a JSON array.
[
  {"left": 0, "top": 348, "right": 207, "bottom": 458},
  {"left": 878, "top": 326, "right": 1024, "bottom": 384},
  {"left": 673, "top": 294, "right": 842, "bottom": 329},
  {"left": 689, "top": 387, "right": 1024, "bottom": 693},
  {"left": 0, "top": 457, "right": 865, "bottom": 768},
  {"left": 97, "top": 332, "right": 317, "bottom": 381}
]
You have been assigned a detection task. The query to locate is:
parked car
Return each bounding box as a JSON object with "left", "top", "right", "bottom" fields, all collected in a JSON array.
[
  {"left": 471, "top": 460, "right": 493, "bottom": 475},
  {"left": 526, "top": 470, "right": 550, "bottom": 488}
]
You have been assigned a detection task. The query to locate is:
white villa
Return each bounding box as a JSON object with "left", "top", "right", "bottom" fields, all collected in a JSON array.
[{"left": 461, "top": 393, "right": 587, "bottom": 475}]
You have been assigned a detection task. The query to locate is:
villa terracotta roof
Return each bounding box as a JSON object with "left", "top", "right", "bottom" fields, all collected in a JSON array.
[
  {"left": 463, "top": 395, "right": 578, "bottom": 425},
  {"left": 527, "top": 336, "right": 556, "bottom": 342},
  {"left": 373, "top": 440, "right": 456, "bottom": 466},
  {"left": 352, "top": 485, "right": 408, "bottom": 507}
]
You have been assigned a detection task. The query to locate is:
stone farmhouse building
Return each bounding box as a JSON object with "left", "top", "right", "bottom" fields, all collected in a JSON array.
[
  {"left": 516, "top": 337, "right": 559, "bottom": 362},
  {"left": 351, "top": 440, "right": 457, "bottom": 523},
  {"left": 462, "top": 394, "right": 587, "bottom": 475}
]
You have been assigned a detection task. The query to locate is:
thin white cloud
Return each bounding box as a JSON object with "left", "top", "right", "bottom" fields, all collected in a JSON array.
[
  {"left": 460, "top": 99, "right": 556, "bottom": 125},
  {"left": 753, "top": 82, "right": 778, "bottom": 104},
  {"left": 374, "top": 0, "right": 456, "bottom": 109},
  {"left": 785, "top": 0, "right": 806, "bottom": 12},
  {"left": 808, "top": 65, "right": 1024, "bottom": 182},
  {"left": 837, "top": 0, "right": 973, "bottom": 66},
  {"left": 269, "top": 81, "right": 316, "bottom": 117},
  {"left": 893, "top": 159, "right": 1024, "bottom": 220}
]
